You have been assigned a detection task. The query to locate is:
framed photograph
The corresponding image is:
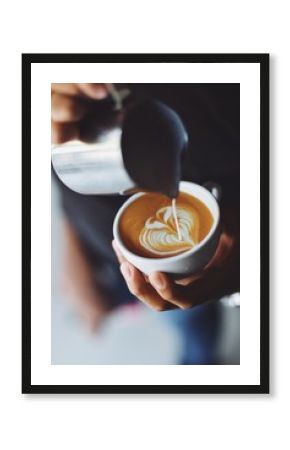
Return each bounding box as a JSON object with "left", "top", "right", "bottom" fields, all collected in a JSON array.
[{"left": 22, "top": 53, "right": 269, "bottom": 394}]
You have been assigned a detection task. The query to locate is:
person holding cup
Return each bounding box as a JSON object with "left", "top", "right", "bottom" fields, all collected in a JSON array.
[{"left": 52, "top": 83, "right": 240, "bottom": 364}]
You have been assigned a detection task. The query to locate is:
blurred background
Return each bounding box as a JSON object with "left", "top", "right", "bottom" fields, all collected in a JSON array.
[{"left": 52, "top": 180, "right": 240, "bottom": 365}]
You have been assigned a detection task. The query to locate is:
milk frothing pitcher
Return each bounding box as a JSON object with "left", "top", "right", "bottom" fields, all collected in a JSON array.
[{"left": 51, "top": 84, "right": 188, "bottom": 198}]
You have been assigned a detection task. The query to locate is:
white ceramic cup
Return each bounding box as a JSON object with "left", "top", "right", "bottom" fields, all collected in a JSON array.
[{"left": 113, "top": 181, "right": 221, "bottom": 277}]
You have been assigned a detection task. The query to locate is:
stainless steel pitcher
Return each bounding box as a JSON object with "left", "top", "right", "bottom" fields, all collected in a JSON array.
[{"left": 51, "top": 84, "right": 188, "bottom": 198}]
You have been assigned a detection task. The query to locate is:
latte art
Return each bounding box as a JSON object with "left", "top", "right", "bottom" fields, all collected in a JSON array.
[
  {"left": 118, "top": 191, "right": 213, "bottom": 259},
  {"left": 139, "top": 205, "right": 200, "bottom": 256}
]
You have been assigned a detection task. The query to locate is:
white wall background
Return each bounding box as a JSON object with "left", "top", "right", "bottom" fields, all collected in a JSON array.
[{"left": 0, "top": 1, "right": 286, "bottom": 450}]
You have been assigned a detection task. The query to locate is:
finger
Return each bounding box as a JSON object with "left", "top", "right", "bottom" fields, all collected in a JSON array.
[
  {"left": 51, "top": 120, "right": 79, "bottom": 144},
  {"left": 112, "top": 240, "right": 127, "bottom": 264},
  {"left": 77, "top": 83, "right": 108, "bottom": 99},
  {"left": 120, "top": 263, "right": 175, "bottom": 311},
  {"left": 52, "top": 83, "right": 109, "bottom": 100},
  {"left": 206, "top": 232, "right": 236, "bottom": 269},
  {"left": 149, "top": 272, "right": 193, "bottom": 310},
  {"left": 174, "top": 271, "right": 206, "bottom": 286},
  {"left": 52, "top": 83, "right": 83, "bottom": 96},
  {"left": 52, "top": 93, "right": 87, "bottom": 123}
]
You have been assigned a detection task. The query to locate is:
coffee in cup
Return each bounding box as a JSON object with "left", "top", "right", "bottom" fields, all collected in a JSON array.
[
  {"left": 119, "top": 191, "right": 213, "bottom": 259},
  {"left": 113, "top": 181, "right": 220, "bottom": 277}
]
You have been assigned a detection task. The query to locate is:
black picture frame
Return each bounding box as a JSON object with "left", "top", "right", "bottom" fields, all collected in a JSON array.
[{"left": 22, "top": 53, "right": 269, "bottom": 394}]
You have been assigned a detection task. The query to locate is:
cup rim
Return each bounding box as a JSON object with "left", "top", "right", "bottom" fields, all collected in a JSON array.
[{"left": 113, "top": 181, "right": 220, "bottom": 263}]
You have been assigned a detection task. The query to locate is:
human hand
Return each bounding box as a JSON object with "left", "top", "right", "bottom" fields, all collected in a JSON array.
[
  {"left": 51, "top": 83, "right": 111, "bottom": 144},
  {"left": 112, "top": 210, "right": 239, "bottom": 311}
]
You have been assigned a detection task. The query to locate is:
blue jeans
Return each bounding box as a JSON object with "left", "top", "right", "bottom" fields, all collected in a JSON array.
[{"left": 160, "top": 300, "right": 222, "bottom": 365}]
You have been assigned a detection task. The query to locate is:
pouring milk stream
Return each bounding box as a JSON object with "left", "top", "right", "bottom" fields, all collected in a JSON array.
[{"left": 51, "top": 84, "right": 189, "bottom": 249}]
